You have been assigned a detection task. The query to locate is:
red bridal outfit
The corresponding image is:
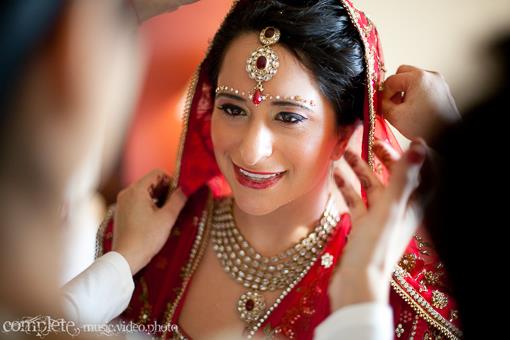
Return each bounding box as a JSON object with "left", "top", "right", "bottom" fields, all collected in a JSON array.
[{"left": 97, "top": 0, "right": 462, "bottom": 339}]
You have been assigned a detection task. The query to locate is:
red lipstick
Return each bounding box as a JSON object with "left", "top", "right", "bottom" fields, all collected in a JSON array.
[{"left": 233, "top": 163, "right": 286, "bottom": 190}]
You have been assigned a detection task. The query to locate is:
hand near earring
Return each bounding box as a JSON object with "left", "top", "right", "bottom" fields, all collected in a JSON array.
[
  {"left": 328, "top": 140, "right": 426, "bottom": 310},
  {"left": 129, "top": 0, "right": 200, "bottom": 22},
  {"left": 381, "top": 65, "right": 460, "bottom": 144}
]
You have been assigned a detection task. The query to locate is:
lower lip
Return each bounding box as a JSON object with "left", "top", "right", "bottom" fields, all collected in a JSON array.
[{"left": 233, "top": 164, "right": 285, "bottom": 190}]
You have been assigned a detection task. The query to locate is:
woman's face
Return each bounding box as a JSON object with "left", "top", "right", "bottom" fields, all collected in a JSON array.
[{"left": 211, "top": 33, "right": 349, "bottom": 216}]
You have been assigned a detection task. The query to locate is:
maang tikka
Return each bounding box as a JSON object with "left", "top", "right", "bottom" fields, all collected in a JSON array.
[{"left": 246, "top": 26, "right": 281, "bottom": 105}]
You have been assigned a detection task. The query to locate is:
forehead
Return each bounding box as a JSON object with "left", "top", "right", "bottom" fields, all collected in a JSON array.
[{"left": 217, "top": 33, "right": 323, "bottom": 103}]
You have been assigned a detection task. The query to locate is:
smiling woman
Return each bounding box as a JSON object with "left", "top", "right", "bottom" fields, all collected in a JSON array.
[
  {"left": 211, "top": 32, "right": 347, "bottom": 217},
  {"left": 97, "top": 0, "right": 462, "bottom": 339}
]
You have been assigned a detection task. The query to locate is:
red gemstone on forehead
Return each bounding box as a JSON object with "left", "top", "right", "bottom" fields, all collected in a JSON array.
[
  {"left": 264, "top": 27, "right": 275, "bottom": 38},
  {"left": 256, "top": 56, "right": 267, "bottom": 69},
  {"left": 245, "top": 299, "right": 255, "bottom": 311},
  {"left": 252, "top": 90, "right": 263, "bottom": 105}
]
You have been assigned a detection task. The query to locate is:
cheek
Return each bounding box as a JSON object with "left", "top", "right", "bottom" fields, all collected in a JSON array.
[
  {"left": 211, "top": 112, "right": 223, "bottom": 151},
  {"left": 211, "top": 111, "right": 237, "bottom": 158},
  {"left": 282, "top": 127, "right": 337, "bottom": 175}
]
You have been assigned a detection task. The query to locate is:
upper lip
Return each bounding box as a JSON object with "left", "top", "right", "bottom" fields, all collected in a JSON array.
[{"left": 233, "top": 162, "right": 285, "bottom": 175}]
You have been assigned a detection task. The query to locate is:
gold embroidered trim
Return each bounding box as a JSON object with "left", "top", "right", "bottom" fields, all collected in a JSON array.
[
  {"left": 340, "top": 0, "right": 376, "bottom": 170},
  {"left": 95, "top": 204, "right": 116, "bottom": 259},
  {"left": 399, "top": 253, "right": 417, "bottom": 273},
  {"left": 138, "top": 277, "right": 152, "bottom": 324},
  {"left": 161, "top": 193, "right": 214, "bottom": 339},
  {"left": 174, "top": 69, "right": 200, "bottom": 184},
  {"left": 391, "top": 266, "right": 462, "bottom": 339},
  {"left": 432, "top": 290, "right": 448, "bottom": 310},
  {"left": 395, "top": 323, "right": 404, "bottom": 338},
  {"left": 424, "top": 270, "right": 442, "bottom": 286}
]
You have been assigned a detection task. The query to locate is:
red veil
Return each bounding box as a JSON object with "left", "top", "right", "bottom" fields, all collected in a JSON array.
[{"left": 98, "top": 1, "right": 462, "bottom": 339}]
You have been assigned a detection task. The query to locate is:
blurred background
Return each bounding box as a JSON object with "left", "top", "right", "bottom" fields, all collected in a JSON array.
[{"left": 63, "top": 0, "right": 510, "bottom": 282}]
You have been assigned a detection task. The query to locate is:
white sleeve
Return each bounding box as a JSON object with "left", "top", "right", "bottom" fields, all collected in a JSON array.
[
  {"left": 314, "top": 303, "right": 394, "bottom": 340},
  {"left": 61, "top": 251, "right": 135, "bottom": 325}
]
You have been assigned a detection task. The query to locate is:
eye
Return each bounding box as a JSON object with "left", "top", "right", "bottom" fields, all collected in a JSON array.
[
  {"left": 275, "top": 112, "right": 307, "bottom": 124},
  {"left": 217, "top": 103, "right": 246, "bottom": 117}
]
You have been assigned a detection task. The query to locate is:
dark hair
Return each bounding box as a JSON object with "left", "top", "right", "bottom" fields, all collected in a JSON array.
[{"left": 205, "top": 0, "right": 366, "bottom": 125}]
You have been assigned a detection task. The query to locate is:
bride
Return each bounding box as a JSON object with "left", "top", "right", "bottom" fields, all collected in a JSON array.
[{"left": 98, "top": 0, "right": 462, "bottom": 339}]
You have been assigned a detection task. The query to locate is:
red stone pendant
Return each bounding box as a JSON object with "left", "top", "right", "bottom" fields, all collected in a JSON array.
[
  {"left": 252, "top": 89, "right": 263, "bottom": 105},
  {"left": 238, "top": 291, "right": 266, "bottom": 324},
  {"left": 245, "top": 299, "right": 255, "bottom": 311},
  {"left": 264, "top": 27, "right": 275, "bottom": 38},
  {"left": 256, "top": 56, "right": 267, "bottom": 70}
]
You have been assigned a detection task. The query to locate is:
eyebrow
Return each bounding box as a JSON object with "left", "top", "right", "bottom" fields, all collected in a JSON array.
[
  {"left": 272, "top": 100, "right": 314, "bottom": 112},
  {"left": 216, "top": 93, "right": 245, "bottom": 102},
  {"left": 215, "top": 93, "right": 315, "bottom": 112}
]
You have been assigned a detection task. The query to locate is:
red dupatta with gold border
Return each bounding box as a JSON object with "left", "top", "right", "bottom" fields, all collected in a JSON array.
[{"left": 97, "top": 0, "right": 463, "bottom": 339}]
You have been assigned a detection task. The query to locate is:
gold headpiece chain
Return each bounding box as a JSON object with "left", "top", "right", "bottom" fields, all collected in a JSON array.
[{"left": 245, "top": 27, "right": 281, "bottom": 105}]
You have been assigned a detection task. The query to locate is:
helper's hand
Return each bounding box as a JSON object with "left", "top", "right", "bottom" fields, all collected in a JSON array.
[
  {"left": 381, "top": 65, "right": 461, "bottom": 143},
  {"left": 112, "top": 169, "right": 187, "bottom": 274},
  {"left": 130, "top": 0, "right": 200, "bottom": 22},
  {"left": 329, "top": 140, "right": 426, "bottom": 310}
]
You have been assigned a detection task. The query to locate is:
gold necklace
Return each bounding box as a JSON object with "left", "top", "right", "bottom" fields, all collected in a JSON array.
[{"left": 211, "top": 197, "right": 339, "bottom": 327}]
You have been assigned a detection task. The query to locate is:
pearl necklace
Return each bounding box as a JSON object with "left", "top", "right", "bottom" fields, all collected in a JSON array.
[{"left": 211, "top": 197, "right": 339, "bottom": 327}]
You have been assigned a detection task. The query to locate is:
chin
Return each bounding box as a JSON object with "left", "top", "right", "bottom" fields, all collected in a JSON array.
[{"left": 233, "top": 191, "right": 280, "bottom": 216}]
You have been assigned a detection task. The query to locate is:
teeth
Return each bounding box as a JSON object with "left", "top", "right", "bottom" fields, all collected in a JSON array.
[{"left": 239, "top": 168, "right": 281, "bottom": 180}]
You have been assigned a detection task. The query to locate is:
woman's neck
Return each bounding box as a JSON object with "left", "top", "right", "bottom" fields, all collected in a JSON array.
[{"left": 232, "top": 176, "right": 346, "bottom": 257}]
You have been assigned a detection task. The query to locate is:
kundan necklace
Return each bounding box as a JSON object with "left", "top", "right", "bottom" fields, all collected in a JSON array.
[{"left": 211, "top": 197, "right": 340, "bottom": 327}]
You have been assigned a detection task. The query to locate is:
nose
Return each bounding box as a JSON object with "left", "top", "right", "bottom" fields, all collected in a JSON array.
[{"left": 239, "top": 120, "right": 273, "bottom": 166}]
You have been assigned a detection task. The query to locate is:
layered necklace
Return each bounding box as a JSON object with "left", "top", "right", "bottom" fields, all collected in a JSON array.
[{"left": 211, "top": 197, "right": 340, "bottom": 328}]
